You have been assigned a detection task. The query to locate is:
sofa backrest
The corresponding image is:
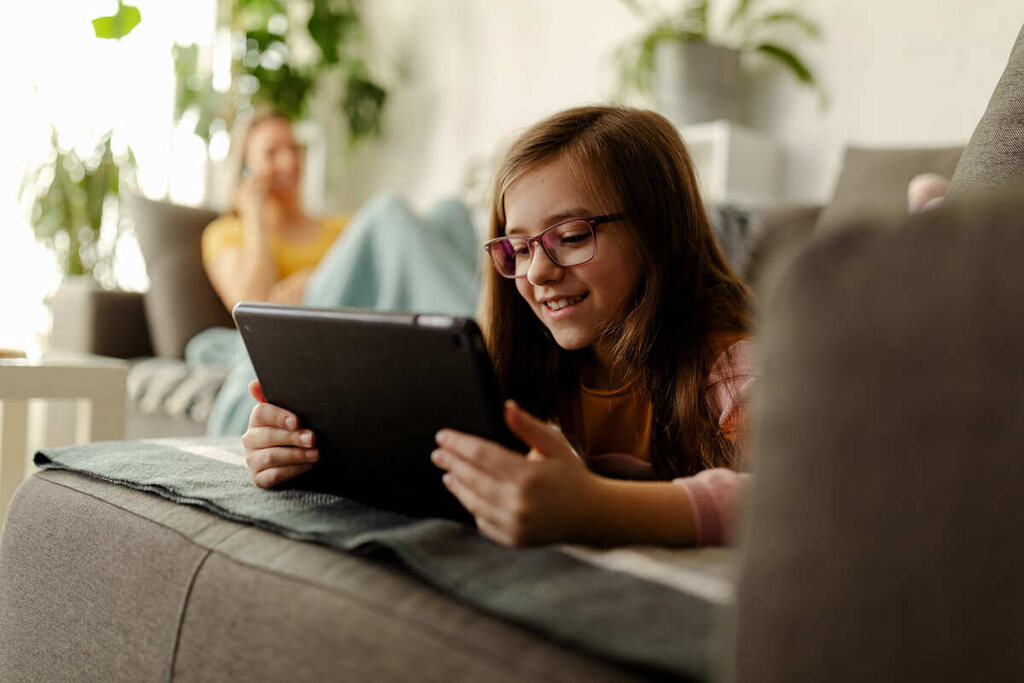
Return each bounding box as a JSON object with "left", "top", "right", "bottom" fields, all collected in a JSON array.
[
  {"left": 948, "top": 23, "right": 1024, "bottom": 199},
  {"left": 726, "top": 187, "right": 1024, "bottom": 681},
  {"left": 126, "top": 193, "right": 233, "bottom": 359}
]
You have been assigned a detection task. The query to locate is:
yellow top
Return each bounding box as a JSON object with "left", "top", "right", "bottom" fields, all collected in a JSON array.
[{"left": 201, "top": 215, "right": 349, "bottom": 279}]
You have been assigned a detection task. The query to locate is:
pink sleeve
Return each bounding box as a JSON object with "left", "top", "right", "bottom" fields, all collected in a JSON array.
[{"left": 673, "top": 468, "right": 750, "bottom": 546}]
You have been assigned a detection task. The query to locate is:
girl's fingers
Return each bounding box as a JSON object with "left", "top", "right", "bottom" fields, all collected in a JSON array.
[
  {"left": 249, "top": 401, "right": 299, "bottom": 430},
  {"left": 248, "top": 380, "right": 267, "bottom": 403},
  {"left": 247, "top": 446, "right": 319, "bottom": 473},
  {"left": 503, "top": 400, "right": 574, "bottom": 460},
  {"left": 252, "top": 462, "right": 314, "bottom": 489},
  {"left": 242, "top": 426, "right": 314, "bottom": 451},
  {"left": 441, "top": 471, "right": 509, "bottom": 529},
  {"left": 434, "top": 430, "right": 522, "bottom": 478},
  {"left": 474, "top": 515, "right": 515, "bottom": 547},
  {"left": 432, "top": 448, "right": 504, "bottom": 501}
]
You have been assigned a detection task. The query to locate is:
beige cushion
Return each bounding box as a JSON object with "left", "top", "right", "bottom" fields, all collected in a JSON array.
[
  {"left": 948, "top": 24, "right": 1024, "bottom": 199},
  {"left": 127, "top": 194, "right": 232, "bottom": 359},
  {"left": 728, "top": 187, "right": 1024, "bottom": 681},
  {"left": 815, "top": 145, "right": 963, "bottom": 235}
]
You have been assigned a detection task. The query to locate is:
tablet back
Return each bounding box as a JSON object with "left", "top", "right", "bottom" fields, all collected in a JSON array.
[{"left": 234, "top": 303, "right": 512, "bottom": 520}]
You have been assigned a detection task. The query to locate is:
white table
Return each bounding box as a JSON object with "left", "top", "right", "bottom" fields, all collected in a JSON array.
[{"left": 0, "top": 353, "right": 127, "bottom": 529}]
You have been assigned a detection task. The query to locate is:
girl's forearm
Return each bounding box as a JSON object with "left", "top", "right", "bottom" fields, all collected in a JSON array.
[{"left": 577, "top": 479, "right": 697, "bottom": 547}]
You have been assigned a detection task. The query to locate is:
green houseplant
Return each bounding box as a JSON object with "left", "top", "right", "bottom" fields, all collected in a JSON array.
[
  {"left": 19, "top": 130, "right": 136, "bottom": 289},
  {"left": 616, "top": 0, "right": 823, "bottom": 124},
  {"left": 173, "top": 0, "right": 387, "bottom": 148}
]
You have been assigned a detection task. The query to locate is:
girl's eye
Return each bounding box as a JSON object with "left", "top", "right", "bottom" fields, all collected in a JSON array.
[
  {"left": 511, "top": 242, "right": 531, "bottom": 258},
  {"left": 557, "top": 231, "right": 590, "bottom": 246}
]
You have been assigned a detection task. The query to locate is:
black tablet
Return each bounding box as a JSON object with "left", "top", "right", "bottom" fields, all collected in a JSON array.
[{"left": 233, "top": 302, "right": 516, "bottom": 521}]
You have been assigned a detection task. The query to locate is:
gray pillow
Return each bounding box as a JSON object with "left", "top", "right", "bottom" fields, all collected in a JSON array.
[
  {"left": 126, "top": 194, "right": 233, "bottom": 359},
  {"left": 815, "top": 145, "right": 963, "bottom": 234},
  {"left": 727, "top": 186, "right": 1024, "bottom": 681},
  {"left": 948, "top": 24, "right": 1024, "bottom": 199}
]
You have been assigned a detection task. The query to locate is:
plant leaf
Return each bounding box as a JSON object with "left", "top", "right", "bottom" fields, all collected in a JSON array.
[
  {"left": 757, "top": 11, "right": 822, "bottom": 40},
  {"left": 726, "top": 0, "right": 758, "bottom": 29},
  {"left": 754, "top": 43, "right": 815, "bottom": 85},
  {"left": 307, "top": 0, "right": 359, "bottom": 67},
  {"left": 92, "top": 2, "right": 141, "bottom": 40}
]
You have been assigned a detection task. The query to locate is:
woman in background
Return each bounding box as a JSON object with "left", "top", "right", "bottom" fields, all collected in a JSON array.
[{"left": 202, "top": 110, "right": 349, "bottom": 310}]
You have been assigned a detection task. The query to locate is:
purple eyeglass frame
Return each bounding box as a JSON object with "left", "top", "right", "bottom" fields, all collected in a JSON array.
[{"left": 483, "top": 213, "right": 625, "bottom": 279}]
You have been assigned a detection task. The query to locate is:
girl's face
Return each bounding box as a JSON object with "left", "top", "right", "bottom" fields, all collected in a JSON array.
[
  {"left": 503, "top": 156, "right": 641, "bottom": 357},
  {"left": 244, "top": 118, "right": 303, "bottom": 196}
]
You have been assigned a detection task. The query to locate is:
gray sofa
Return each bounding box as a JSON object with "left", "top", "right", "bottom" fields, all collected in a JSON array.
[{"left": 7, "top": 21, "right": 1023, "bottom": 683}]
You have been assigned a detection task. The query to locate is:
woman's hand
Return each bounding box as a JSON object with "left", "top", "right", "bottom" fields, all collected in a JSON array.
[
  {"left": 242, "top": 380, "right": 319, "bottom": 488},
  {"left": 431, "top": 400, "right": 604, "bottom": 546},
  {"left": 236, "top": 169, "right": 272, "bottom": 236}
]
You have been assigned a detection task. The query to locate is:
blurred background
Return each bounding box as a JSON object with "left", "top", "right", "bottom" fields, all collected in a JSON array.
[{"left": 1, "top": 0, "right": 1022, "bottom": 353}]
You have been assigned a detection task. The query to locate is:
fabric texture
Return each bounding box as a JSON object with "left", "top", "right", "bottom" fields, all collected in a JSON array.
[
  {"left": 201, "top": 214, "right": 349, "bottom": 278},
  {"left": 30, "top": 437, "right": 722, "bottom": 680},
  {"left": 126, "top": 357, "right": 231, "bottom": 424},
  {"left": 126, "top": 193, "right": 233, "bottom": 359},
  {"left": 3, "top": 471, "right": 650, "bottom": 683},
  {"left": 202, "top": 193, "right": 482, "bottom": 437},
  {"left": 727, "top": 187, "right": 1024, "bottom": 681},
  {"left": 948, "top": 24, "right": 1024, "bottom": 199},
  {"left": 814, "top": 145, "right": 963, "bottom": 235}
]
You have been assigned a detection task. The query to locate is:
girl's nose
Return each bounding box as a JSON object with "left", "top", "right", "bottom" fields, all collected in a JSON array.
[{"left": 526, "top": 245, "right": 563, "bottom": 285}]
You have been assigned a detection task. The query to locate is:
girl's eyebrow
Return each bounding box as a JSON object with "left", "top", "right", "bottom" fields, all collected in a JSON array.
[{"left": 506, "top": 207, "right": 597, "bottom": 236}]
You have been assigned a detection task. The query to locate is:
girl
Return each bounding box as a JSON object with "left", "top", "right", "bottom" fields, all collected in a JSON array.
[
  {"left": 242, "top": 106, "right": 755, "bottom": 547},
  {"left": 203, "top": 109, "right": 349, "bottom": 311}
]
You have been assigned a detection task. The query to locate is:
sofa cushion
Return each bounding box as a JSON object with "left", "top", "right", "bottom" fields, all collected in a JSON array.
[
  {"left": 2, "top": 470, "right": 658, "bottom": 682},
  {"left": 814, "top": 145, "right": 963, "bottom": 235},
  {"left": 948, "top": 24, "right": 1024, "bottom": 198},
  {"left": 729, "top": 187, "right": 1024, "bottom": 681},
  {"left": 126, "top": 194, "right": 233, "bottom": 359}
]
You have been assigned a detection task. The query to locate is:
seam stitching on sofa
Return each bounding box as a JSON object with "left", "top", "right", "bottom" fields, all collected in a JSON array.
[
  {"left": 31, "top": 473, "right": 621, "bottom": 682},
  {"left": 167, "top": 548, "right": 212, "bottom": 683}
]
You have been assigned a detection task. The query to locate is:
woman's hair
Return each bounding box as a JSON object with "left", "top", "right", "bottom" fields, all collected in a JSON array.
[
  {"left": 482, "top": 105, "right": 752, "bottom": 478},
  {"left": 223, "top": 107, "right": 292, "bottom": 213}
]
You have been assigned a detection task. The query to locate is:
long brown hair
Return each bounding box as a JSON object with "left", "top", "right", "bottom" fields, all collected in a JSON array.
[{"left": 482, "top": 106, "right": 752, "bottom": 478}]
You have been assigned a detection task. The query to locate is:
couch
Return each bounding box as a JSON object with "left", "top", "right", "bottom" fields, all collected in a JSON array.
[{"left": 8, "top": 20, "right": 1023, "bottom": 683}]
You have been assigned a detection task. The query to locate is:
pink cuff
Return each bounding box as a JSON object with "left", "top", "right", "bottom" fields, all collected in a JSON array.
[{"left": 674, "top": 469, "right": 749, "bottom": 546}]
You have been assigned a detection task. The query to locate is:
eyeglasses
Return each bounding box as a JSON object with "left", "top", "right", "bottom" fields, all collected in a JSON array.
[{"left": 483, "top": 213, "right": 624, "bottom": 279}]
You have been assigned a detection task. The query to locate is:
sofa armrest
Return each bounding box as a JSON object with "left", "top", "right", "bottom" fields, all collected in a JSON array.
[{"left": 50, "top": 279, "right": 153, "bottom": 359}]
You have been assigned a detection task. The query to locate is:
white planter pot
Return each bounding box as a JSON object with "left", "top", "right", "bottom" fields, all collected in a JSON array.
[{"left": 654, "top": 40, "right": 740, "bottom": 127}]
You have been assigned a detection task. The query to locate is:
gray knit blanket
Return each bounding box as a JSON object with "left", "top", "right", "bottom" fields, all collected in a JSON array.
[{"left": 35, "top": 437, "right": 735, "bottom": 681}]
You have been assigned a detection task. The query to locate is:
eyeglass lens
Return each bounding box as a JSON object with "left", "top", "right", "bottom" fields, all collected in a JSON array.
[{"left": 488, "top": 220, "right": 595, "bottom": 278}]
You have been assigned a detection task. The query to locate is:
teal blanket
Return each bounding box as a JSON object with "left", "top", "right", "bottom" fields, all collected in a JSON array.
[
  {"left": 189, "top": 193, "right": 482, "bottom": 436},
  {"left": 35, "top": 438, "right": 731, "bottom": 681}
]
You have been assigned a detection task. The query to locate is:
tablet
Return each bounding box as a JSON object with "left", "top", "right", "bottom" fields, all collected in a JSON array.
[{"left": 233, "top": 302, "right": 517, "bottom": 521}]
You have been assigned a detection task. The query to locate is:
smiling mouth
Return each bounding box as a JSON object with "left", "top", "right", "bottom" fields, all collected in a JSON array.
[{"left": 543, "top": 294, "right": 586, "bottom": 311}]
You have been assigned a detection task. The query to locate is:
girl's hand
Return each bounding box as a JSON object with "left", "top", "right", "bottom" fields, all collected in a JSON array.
[
  {"left": 241, "top": 380, "right": 319, "bottom": 488},
  {"left": 431, "top": 400, "right": 602, "bottom": 546}
]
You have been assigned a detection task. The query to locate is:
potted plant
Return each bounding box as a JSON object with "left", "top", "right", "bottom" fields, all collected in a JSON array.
[
  {"left": 19, "top": 129, "right": 137, "bottom": 290},
  {"left": 615, "top": 0, "right": 823, "bottom": 126}
]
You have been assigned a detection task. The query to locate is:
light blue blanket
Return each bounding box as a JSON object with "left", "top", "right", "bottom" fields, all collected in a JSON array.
[{"left": 189, "top": 193, "right": 482, "bottom": 436}]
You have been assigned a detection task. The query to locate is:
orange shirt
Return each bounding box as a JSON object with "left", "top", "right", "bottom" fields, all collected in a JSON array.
[{"left": 576, "top": 337, "right": 755, "bottom": 461}]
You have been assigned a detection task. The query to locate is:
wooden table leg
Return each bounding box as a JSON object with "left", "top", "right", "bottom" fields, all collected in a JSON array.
[
  {"left": 1, "top": 400, "right": 29, "bottom": 532},
  {"left": 75, "top": 399, "right": 126, "bottom": 443}
]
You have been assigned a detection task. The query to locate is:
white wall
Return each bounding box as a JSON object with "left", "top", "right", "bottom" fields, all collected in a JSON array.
[{"left": 320, "top": 0, "right": 1024, "bottom": 215}]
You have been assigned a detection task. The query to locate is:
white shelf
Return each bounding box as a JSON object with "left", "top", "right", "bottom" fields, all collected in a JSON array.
[{"left": 679, "top": 120, "right": 779, "bottom": 207}]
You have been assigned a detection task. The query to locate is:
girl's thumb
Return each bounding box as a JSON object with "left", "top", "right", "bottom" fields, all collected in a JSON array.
[{"left": 504, "top": 400, "right": 570, "bottom": 459}]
